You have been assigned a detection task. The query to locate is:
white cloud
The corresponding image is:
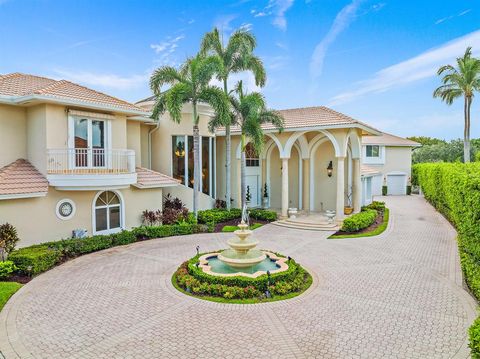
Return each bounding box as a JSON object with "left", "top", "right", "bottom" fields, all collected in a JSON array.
[
  {"left": 435, "top": 9, "right": 471, "bottom": 25},
  {"left": 309, "top": 0, "right": 362, "bottom": 78},
  {"left": 328, "top": 30, "right": 480, "bottom": 105},
  {"left": 150, "top": 35, "right": 185, "bottom": 66},
  {"left": 214, "top": 14, "right": 238, "bottom": 32},
  {"left": 251, "top": 0, "right": 294, "bottom": 30},
  {"left": 264, "top": 55, "right": 289, "bottom": 70},
  {"left": 53, "top": 69, "right": 149, "bottom": 91},
  {"left": 276, "top": 41, "right": 288, "bottom": 50},
  {"left": 240, "top": 22, "right": 253, "bottom": 31}
]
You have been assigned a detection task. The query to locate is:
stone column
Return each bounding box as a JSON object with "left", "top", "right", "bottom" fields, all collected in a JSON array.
[
  {"left": 303, "top": 158, "right": 310, "bottom": 212},
  {"left": 352, "top": 158, "right": 362, "bottom": 213},
  {"left": 336, "top": 156, "right": 345, "bottom": 220},
  {"left": 281, "top": 158, "right": 289, "bottom": 218}
]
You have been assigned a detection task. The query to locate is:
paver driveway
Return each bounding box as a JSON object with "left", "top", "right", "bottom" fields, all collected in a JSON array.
[{"left": 0, "top": 196, "right": 477, "bottom": 359}]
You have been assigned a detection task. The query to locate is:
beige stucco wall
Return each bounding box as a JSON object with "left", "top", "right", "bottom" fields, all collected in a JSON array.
[
  {"left": 312, "top": 141, "right": 337, "bottom": 211},
  {"left": 363, "top": 146, "right": 413, "bottom": 178},
  {"left": 0, "top": 104, "right": 27, "bottom": 168},
  {"left": 26, "top": 104, "right": 47, "bottom": 174},
  {"left": 140, "top": 124, "right": 151, "bottom": 168},
  {"left": 127, "top": 121, "right": 142, "bottom": 167},
  {"left": 45, "top": 104, "right": 68, "bottom": 149},
  {"left": 0, "top": 186, "right": 163, "bottom": 248}
]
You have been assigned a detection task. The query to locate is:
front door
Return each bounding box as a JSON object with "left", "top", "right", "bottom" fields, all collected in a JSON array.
[{"left": 245, "top": 143, "right": 261, "bottom": 207}]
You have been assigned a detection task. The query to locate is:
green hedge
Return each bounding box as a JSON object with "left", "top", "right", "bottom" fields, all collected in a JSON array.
[
  {"left": 8, "top": 223, "right": 208, "bottom": 277},
  {"left": 341, "top": 209, "right": 377, "bottom": 232},
  {"left": 413, "top": 162, "right": 480, "bottom": 357},
  {"left": 197, "top": 208, "right": 277, "bottom": 225}
]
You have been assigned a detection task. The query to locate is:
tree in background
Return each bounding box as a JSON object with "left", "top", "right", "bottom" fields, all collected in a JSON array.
[
  {"left": 412, "top": 138, "right": 480, "bottom": 164},
  {"left": 150, "top": 54, "right": 229, "bottom": 217},
  {"left": 406, "top": 136, "right": 446, "bottom": 146},
  {"left": 201, "top": 27, "right": 266, "bottom": 210},
  {"left": 433, "top": 47, "right": 480, "bottom": 163}
]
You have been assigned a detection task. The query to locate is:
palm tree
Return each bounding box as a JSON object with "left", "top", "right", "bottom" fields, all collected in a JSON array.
[
  {"left": 150, "top": 54, "right": 229, "bottom": 217},
  {"left": 201, "top": 27, "right": 266, "bottom": 209},
  {"left": 434, "top": 47, "right": 480, "bottom": 162},
  {"left": 210, "top": 81, "right": 283, "bottom": 209}
]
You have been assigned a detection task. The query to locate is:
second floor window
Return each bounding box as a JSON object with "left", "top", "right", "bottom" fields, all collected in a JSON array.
[
  {"left": 366, "top": 145, "right": 380, "bottom": 158},
  {"left": 73, "top": 117, "right": 106, "bottom": 167}
]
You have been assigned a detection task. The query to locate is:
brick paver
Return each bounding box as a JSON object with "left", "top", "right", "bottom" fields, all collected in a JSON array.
[{"left": 0, "top": 196, "right": 477, "bottom": 358}]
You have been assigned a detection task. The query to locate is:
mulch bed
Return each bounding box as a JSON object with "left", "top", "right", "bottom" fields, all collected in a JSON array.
[
  {"left": 3, "top": 273, "right": 31, "bottom": 284},
  {"left": 332, "top": 211, "right": 385, "bottom": 236},
  {"left": 213, "top": 218, "right": 270, "bottom": 232}
]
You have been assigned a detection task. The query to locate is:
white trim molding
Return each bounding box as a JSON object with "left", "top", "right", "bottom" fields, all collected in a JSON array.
[
  {"left": 0, "top": 192, "right": 47, "bottom": 200},
  {"left": 92, "top": 190, "right": 125, "bottom": 235},
  {"left": 47, "top": 173, "right": 137, "bottom": 189}
]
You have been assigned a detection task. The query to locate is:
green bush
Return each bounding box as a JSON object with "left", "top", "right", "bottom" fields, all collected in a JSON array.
[
  {"left": 362, "top": 201, "right": 385, "bottom": 212},
  {"left": 341, "top": 209, "right": 377, "bottom": 232},
  {"left": 382, "top": 186, "right": 388, "bottom": 195},
  {"left": 0, "top": 261, "right": 16, "bottom": 279},
  {"left": 0, "top": 223, "right": 20, "bottom": 255},
  {"left": 9, "top": 246, "right": 62, "bottom": 276},
  {"left": 197, "top": 208, "right": 242, "bottom": 224},
  {"left": 221, "top": 223, "right": 263, "bottom": 232},
  {"left": 414, "top": 162, "right": 480, "bottom": 356},
  {"left": 249, "top": 209, "right": 277, "bottom": 221},
  {"left": 112, "top": 231, "right": 137, "bottom": 246}
]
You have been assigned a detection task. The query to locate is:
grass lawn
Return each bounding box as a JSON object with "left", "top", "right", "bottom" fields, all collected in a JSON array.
[
  {"left": 221, "top": 223, "right": 263, "bottom": 232},
  {"left": 329, "top": 208, "right": 390, "bottom": 239},
  {"left": 0, "top": 282, "right": 22, "bottom": 311}
]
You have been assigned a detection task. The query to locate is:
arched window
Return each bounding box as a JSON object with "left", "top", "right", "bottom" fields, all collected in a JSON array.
[
  {"left": 94, "top": 191, "right": 122, "bottom": 233},
  {"left": 245, "top": 143, "right": 259, "bottom": 167}
]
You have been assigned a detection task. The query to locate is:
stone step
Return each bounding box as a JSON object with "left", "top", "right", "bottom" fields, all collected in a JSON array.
[{"left": 272, "top": 220, "right": 339, "bottom": 231}]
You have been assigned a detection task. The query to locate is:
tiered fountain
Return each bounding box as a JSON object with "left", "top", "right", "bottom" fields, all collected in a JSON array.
[{"left": 198, "top": 205, "right": 288, "bottom": 277}]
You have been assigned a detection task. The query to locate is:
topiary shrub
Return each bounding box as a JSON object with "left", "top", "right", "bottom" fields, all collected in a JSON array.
[
  {"left": 341, "top": 209, "right": 377, "bottom": 232},
  {"left": 0, "top": 223, "right": 20, "bottom": 257},
  {"left": 0, "top": 260, "right": 16, "bottom": 279}
]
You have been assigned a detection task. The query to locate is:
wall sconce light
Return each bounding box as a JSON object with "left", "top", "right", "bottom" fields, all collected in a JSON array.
[{"left": 327, "top": 161, "right": 333, "bottom": 177}]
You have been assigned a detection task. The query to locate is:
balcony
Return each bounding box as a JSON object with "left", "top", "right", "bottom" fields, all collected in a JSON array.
[{"left": 46, "top": 148, "right": 137, "bottom": 190}]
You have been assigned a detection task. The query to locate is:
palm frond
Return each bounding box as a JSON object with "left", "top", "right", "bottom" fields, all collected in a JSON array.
[
  {"left": 198, "top": 86, "right": 230, "bottom": 124},
  {"left": 149, "top": 66, "right": 182, "bottom": 95},
  {"left": 200, "top": 28, "right": 223, "bottom": 57},
  {"left": 150, "top": 93, "right": 167, "bottom": 121},
  {"left": 165, "top": 83, "right": 191, "bottom": 123}
]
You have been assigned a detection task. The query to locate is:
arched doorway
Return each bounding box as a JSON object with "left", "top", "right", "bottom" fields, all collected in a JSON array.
[
  {"left": 93, "top": 190, "right": 124, "bottom": 234},
  {"left": 244, "top": 143, "right": 261, "bottom": 207}
]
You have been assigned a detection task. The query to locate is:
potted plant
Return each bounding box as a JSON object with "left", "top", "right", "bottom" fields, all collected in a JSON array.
[
  {"left": 246, "top": 185, "right": 251, "bottom": 207},
  {"left": 344, "top": 187, "right": 353, "bottom": 215},
  {"left": 262, "top": 183, "right": 269, "bottom": 208},
  {"left": 406, "top": 176, "right": 412, "bottom": 195},
  {"left": 382, "top": 176, "right": 388, "bottom": 196}
]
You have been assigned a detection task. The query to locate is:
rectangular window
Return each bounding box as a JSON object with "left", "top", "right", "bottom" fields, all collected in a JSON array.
[
  {"left": 172, "top": 136, "right": 186, "bottom": 184},
  {"left": 95, "top": 208, "right": 108, "bottom": 232},
  {"left": 188, "top": 136, "right": 194, "bottom": 188},
  {"left": 73, "top": 117, "right": 106, "bottom": 168},
  {"left": 202, "top": 136, "right": 210, "bottom": 195},
  {"left": 366, "top": 145, "right": 380, "bottom": 158}
]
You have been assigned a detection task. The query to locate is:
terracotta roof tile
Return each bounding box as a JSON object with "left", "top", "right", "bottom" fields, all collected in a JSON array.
[
  {"left": 361, "top": 165, "right": 381, "bottom": 177},
  {"left": 0, "top": 159, "right": 48, "bottom": 198},
  {"left": 222, "top": 106, "right": 378, "bottom": 133},
  {"left": 362, "top": 132, "right": 420, "bottom": 147},
  {"left": 133, "top": 167, "right": 179, "bottom": 189},
  {"left": 0, "top": 73, "right": 147, "bottom": 114}
]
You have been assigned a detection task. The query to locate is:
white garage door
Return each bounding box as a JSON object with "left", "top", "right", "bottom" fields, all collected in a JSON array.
[{"left": 387, "top": 174, "right": 406, "bottom": 195}]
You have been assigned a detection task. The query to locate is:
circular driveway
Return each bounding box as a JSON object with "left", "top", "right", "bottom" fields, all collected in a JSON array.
[{"left": 0, "top": 196, "right": 477, "bottom": 359}]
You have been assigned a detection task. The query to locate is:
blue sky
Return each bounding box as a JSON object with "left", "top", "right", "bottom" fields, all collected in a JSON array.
[{"left": 1, "top": 0, "right": 479, "bottom": 139}]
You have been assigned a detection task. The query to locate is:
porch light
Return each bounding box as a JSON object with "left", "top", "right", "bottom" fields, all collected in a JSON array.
[{"left": 327, "top": 161, "right": 333, "bottom": 177}]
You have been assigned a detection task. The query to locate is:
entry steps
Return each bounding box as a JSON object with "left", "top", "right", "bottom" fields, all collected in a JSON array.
[{"left": 272, "top": 217, "right": 339, "bottom": 231}]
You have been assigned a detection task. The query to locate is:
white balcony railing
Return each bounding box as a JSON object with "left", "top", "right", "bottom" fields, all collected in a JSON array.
[{"left": 47, "top": 148, "right": 136, "bottom": 175}]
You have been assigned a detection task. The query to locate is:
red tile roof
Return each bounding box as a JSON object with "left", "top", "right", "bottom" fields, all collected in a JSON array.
[
  {"left": 0, "top": 73, "right": 147, "bottom": 114},
  {"left": 362, "top": 132, "right": 420, "bottom": 147},
  {"left": 221, "top": 106, "right": 379, "bottom": 133},
  {"left": 0, "top": 159, "right": 48, "bottom": 199},
  {"left": 134, "top": 167, "right": 179, "bottom": 189}
]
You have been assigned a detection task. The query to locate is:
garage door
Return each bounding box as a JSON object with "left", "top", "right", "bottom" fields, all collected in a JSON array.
[{"left": 387, "top": 174, "right": 406, "bottom": 195}]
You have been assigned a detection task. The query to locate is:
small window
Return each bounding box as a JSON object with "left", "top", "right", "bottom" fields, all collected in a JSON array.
[
  {"left": 366, "top": 145, "right": 380, "bottom": 158},
  {"left": 245, "top": 143, "right": 259, "bottom": 167},
  {"left": 94, "top": 191, "right": 122, "bottom": 233}
]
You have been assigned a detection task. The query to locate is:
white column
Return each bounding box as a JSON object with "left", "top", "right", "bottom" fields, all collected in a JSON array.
[
  {"left": 281, "top": 158, "right": 289, "bottom": 218},
  {"left": 336, "top": 156, "right": 345, "bottom": 220},
  {"left": 303, "top": 158, "right": 310, "bottom": 213},
  {"left": 353, "top": 158, "right": 362, "bottom": 213}
]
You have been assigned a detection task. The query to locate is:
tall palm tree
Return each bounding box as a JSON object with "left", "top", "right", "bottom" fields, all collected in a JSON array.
[
  {"left": 150, "top": 54, "right": 229, "bottom": 217},
  {"left": 201, "top": 27, "right": 266, "bottom": 209},
  {"left": 434, "top": 47, "right": 480, "bottom": 162},
  {"left": 210, "top": 81, "right": 283, "bottom": 209}
]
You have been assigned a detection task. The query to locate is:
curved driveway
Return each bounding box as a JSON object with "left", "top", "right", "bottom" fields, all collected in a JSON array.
[{"left": 0, "top": 196, "right": 477, "bottom": 358}]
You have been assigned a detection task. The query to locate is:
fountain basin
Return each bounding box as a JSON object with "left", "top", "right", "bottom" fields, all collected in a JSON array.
[
  {"left": 198, "top": 251, "right": 289, "bottom": 278},
  {"left": 218, "top": 249, "right": 266, "bottom": 268},
  {"left": 227, "top": 237, "right": 259, "bottom": 253}
]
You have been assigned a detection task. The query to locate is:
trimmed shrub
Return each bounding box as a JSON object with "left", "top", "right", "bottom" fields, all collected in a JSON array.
[
  {"left": 362, "top": 201, "right": 385, "bottom": 212},
  {"left": 341, "top": 209, "right": 377, "bottom": 232},
  {"left": 414, "top": 162, "right": 480, "bottom": 357},
  {"left": 0, "top": 261, "right": 16, "bottom": 279},
  {"left": 9, "top": 246, "right": 62, "bottom": 276},
  {"left": 249, "top": 209, "right": 277, "bottom": 221},
  {"left": 0, "top": 223, "right": 20, "bottom": 255},
  {"left": 112, "top": 231, "right": 137, "bottom": 246},
  {"left": 197, "top": 208, "right": 242, "bottom": 225}
]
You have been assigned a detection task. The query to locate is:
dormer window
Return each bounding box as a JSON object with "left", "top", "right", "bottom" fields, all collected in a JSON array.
[{"left": 366, "top": 145, "right": 380, "bottom": 158}]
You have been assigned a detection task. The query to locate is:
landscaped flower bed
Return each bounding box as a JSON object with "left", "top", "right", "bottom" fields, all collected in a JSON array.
[
  {"left": 197, "top": 208, "right": 277, "bottom": 232},
  {"left": 172, "top": 252, "right": 312, "bottom": 303},
  {"left": 330, "top": 201, "right": 389, "bottom": 238}
]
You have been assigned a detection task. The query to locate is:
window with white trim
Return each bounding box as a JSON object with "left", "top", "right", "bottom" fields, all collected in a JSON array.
[
  {"left": 245, "top": 143, "right": 259, "bottom": 167},
  {"left": 366, "top": 145, "right": 380, "bottom": 158},
  {"left": 94, "top": 191, "right": 122, "bottom": 233}
]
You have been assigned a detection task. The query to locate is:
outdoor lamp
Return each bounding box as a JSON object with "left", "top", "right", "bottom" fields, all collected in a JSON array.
[
  {"left": 327, "top": 161, "right": 333, "bottom": 177},
  {"left": 196, "top": 245, "right": 200, "bottom": 256}
]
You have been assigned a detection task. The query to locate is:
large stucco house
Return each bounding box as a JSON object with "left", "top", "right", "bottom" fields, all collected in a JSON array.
[{"left": 0, "top": 73, "right": 417, "bottom": 246}]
